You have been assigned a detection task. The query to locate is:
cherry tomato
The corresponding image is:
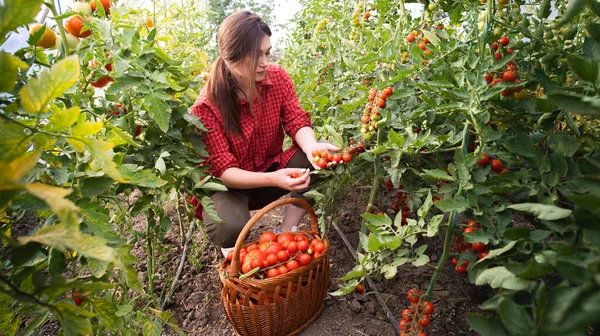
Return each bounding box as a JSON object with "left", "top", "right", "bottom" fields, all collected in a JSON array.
[
  {"left": 418, "top": 315, "right": 430, "bottom": 327},
  {"left": 286, "top": 259, "right": 300, "bottom": 271},
  {"left": 317, "top": 159, "right": 328, "bottom": 169},
  {"left": 266, "top": 253, "right": 278, "bottom": 266},
  {"left": 498, "top": 36, "right": 509, "bottom": 46},
  {"left": 503, "top": 71, "right": 517, "bottom": 82},
  {"left": 297, "top": 240, "right": 309, "bottom": 252},
  {"left": 472, "top": 242, "right": 486, "bottom": 252},
  {"left": 342, "top": 153, "right": 352, "bottom": 162},
  {"left": 356, "top": 284, "right": 365, "bottom": 294},
  {"left": 259, "top": 231, "right": 277, "bottom": 244},
  {"left": 267, "top": 268, "right": 281, "bottom": 278},
  {"left": 455, "top": 265, "right": 467, "bottom": 274},
  {"left": 287, "top": 241, "right": 298, "bottom": 254},
  {"left": 299, "top": 253, "right": 312, "bottom": 265},
  {"left": 314, "top": 242, "right": 325, "bottom": 253},
  {"left": 277, "top": 232, "right": 295, "bottom": 244},
  {"left": 477, "top": 153, "right": 490, "bottom": 166},
  {"left": 407, "top": 288, "right": 420, "bottom": 303},
  {"left": 491, "top": 159, "right": 503, "bottom": 174},
  {"left": 277, "top": 265, "right": 289, "bottom": 274},
  {"left": 422, "top": 301, "right": 434, "bottom": 315},
  {"left": 277, "top": 250, "right": 290, "bottom": 262}
]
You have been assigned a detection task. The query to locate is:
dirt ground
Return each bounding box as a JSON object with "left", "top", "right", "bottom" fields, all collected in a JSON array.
[
  {"left": 14, "top": 187, "right": 491, "bottom": 335},
  {"left": 142, "top": 188, "right": 490, "bottom": 336}
]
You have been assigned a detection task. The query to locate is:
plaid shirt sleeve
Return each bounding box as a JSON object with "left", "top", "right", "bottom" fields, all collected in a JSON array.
[
  {"left": 190, "top": 100, "right": 239, "bottom": 177},
  {"left": 278, "top": 68, "right": 312, "bottom": 140}
]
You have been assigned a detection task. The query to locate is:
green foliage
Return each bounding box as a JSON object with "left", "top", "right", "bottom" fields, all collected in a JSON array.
[{"left": 283, "top": 0, "right": 600, "bottom": 334}]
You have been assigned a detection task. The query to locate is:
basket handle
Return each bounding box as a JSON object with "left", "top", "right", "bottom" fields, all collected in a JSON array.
[{"left": 229, "top": 197, "right": 319, "bottom": 276}]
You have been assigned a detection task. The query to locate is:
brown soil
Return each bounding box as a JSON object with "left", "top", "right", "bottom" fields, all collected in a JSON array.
[
  {"left": 154, "top": 188, "right": 489, "bottom": 336},
  {"left": 14, "top": 187, "right": 490, "bottom": 335}
]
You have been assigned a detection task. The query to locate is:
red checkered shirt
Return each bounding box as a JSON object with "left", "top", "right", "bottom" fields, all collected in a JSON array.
[{"left": 190, "top": 64, "right": 312, "bottom": 177}]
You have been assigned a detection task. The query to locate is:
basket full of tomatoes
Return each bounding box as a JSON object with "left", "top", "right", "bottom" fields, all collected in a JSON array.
[{"left": 218, "top": 198, "right": 330, "bottom": 336}]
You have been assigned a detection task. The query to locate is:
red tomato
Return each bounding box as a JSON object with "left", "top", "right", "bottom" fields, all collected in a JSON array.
[
  {"left": 266, "top": 253, "right": 278, "bottom": 266},
  {"left": 277, "top": 232, "right": 295, "bottom": 244},
  {"left": 418, "top": 315, "right": 430, "bottom": 327},
  {"left": 384, "top": 87, "right": 393, "bottom": 96},
  {"left": 332, "top": 154, "right": 342, "bottom": 163},
  {"left": 286, "top": 260, "right": 300, "bottom": 271},
  {"left": 342, "top": 153, "right": 352, "bottom": 162},
  {"left": 247, "top": 243, "right": 259, "bottom": 251},
  {"left": 259, "top": 231, "right": 277, "bottom": 244},
  {"left": 451, "top": 257, "right": 458, "bottom": 266},
  {"left": 479, "top": 251, "right": 489, "bottom": 259},
  {"left": 498, "top": 36, "right": 509, "bottom": 46},
  {"left": 227, "top": 250, "right": 234, "bottom": 261},
  {"left": 472, "top": 242, "right": 486, "bottom": 252},
  {"left": 265, "top": 243, "right": 282, "bottom": 255},
  {"left": 503, "top": 71, "right": 517, "bottom": 82},
  {"left": 495, "top": 52, "right": 503, "bottom": 61},
  {"left": 299, "top": 253, "right": 312, "bottom": 265},
  {"left": 250, "top": 258, "right": 263, "bottom": 269},
  {"left": 277, "top": 250, "right": 290, "bottom": 262},
  {"left": 277, "top": 265, "right": 289, "bottom": 274},
  {"left": 463, "top": 227, "right": 474, "bottom": 234},
  {"left": 314, "top": 251, "right": 321, "bottom": 258},
  {"left": 477, "top": 153, "right": 490, "bottom": 166},
  {"left": 90, "top": 0, "right": 111, "bottom": 11},
  {"left": 484, "top": 73, "right": 493, "bottom": 84},
  {"left": 242, "top": 263, "right": 252, "bottom": 274},
  {"left": 407, "top": 288, "right": 420, "bottom": 303},
  {"left": 467, "top": 220, "right": 481, "bottom": 229},
  {"left": 287, "top": 241, "right": 298, "bottom": 254},
  {"left": 317, "top": 159, "right": 327, "bottom": 169},
  {"left": 267, "top": 268, "right": 280, "bottom": 278},
  {"left": 491, "top": 159, "right": 503, "bottom": 174},
  {"left": 401, "top": 308, "right": 412, "bottom": 321},
  {"left": 422, "top": 301, "right": 434, "bottom": 315},
  {"left": 73, "top": 292, "right": 84, "bottom": 306},
  {"left": 295, "top": 234, "right": 307, "bottom": 242},
  {"left": 356, "top": 284, "right": 365, "bottom": 294},
  {"left": 297, "top": 240, "right": 309, "bottom": 252},
  {"left": 407, "top": 34, "right": 415, "bottom": 42},
  {"left": 90, "top": 76, "right": 112, "bottom": 88},
  {"left": 314, "top": 242, "right": 325, "bottom": 253}
]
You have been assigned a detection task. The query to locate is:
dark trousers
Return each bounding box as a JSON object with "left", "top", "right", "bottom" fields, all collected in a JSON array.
[{"left": 202, "top": 150, "right": 319, "bottom": 248}]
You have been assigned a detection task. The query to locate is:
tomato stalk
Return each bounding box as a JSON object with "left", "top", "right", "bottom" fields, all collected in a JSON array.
[
  {"left": 146, "top": 210, "right": 155, "bottom": 298},
  {"left": 46, "top": 1, "right": 71, "bottom": 57},
  {"left": 358, "top": 123, "right": 384, "bottom": 253},
  {"left": 424, "top": 123, "right": 469, "bottom": 300}
]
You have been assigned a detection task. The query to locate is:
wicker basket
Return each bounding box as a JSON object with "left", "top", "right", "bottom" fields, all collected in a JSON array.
[{"left": 218, "top": 198, "right": 330, "bottom": 336}]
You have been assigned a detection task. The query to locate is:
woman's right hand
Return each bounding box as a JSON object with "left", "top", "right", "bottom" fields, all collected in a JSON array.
[{"left": 270, "top": 168, "right": 311, "bottom": 191}]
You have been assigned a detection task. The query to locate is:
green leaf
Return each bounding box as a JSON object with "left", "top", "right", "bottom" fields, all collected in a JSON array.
[
  {"left": 556, "top": 0, "right": 590, "bottom": 28},
  {"left": 483, "top": 241, "right": 518, "bottom": 260},
  {"left": 46, "top": 107, "right": 80, "bottom": 132},
  {"left": 343, "top": 56, "right": 358, "bottom": 69},
  {"left": 48, "top": 248, "right": 67, "bottom": 278},
  {"left": 0, "top": 0, "right": 45, "bottom": 44},
  {"left": 539, "top": 0, "right": 552, "bottom": 19},
  {"left": 568, "top": 56, "right": 599, "bottom": 83},
  {"left": 183, "top": 113, "right": 207, "bottom": 131},
  {"left": 467, "top": 313, "right": 506, "bottom": 336},
  {"left": 434, "top": 197, "right": 469, "bottom": 212},
  {"left": 80, "top": 177, "right": 113, "bottom": 198},
  {"left": 387, "top": 129, "right": 405, "bottom": 147},
  {"left": 422, "top": 169, "right": 455, "bottom": 181},
  {"left": 87, "top": 297, "right": 123, "bottom": 330},
  {"left": 131, "top": 195, "right": 153, "bottom": 217},
  {"left": 54, "top": 305, "right": 93, "bottom": 336},
  {"left": 87, "top": 258, "right": 109, "bottom": 278},
  {"left": 0, "top": 151, "right": 40, "bottom": 185},
  {"left": 475, "top": 266, "right": 536, "bottom": 290},
  {"left": 508, "top": 203, "right": 572, "bottom": 220},
  {"left": 324, "top": 125, "right": 343, "bottom": 148},
  {"left": 367, "top": 233, "right": 382, "bottom": 252},
  {"left": 71, "top": 121, "right": 104, "bottom": 138},
  {"left": 0, "top": 51, "right": 28, "bottom": 92},
  {"left": 361, "top": 213, "right": 392, "bottom": 227},
  {"left": 337, "top": 265, "right": 365, "bottom": 281},
  {"left": 426, "top": 214, "right": 443, "bottom": 237},
  {"left": 583, "top": 35, "right": 600, "bottom": 59},
  {"left": 115, "top": 304, "right": 133, "bottom": 317},
  {"left": 145, "top": 94, "right": 171, "bottom": 132},
  {"left": 117, "top": 164, "right": 166, "bottom": 188},
  {"left": 498, "top": 299, "right": 534, "bottom": 336},
  {"left": 548, "top": 92, "right": 600, "bottom": 118},
  {"left": 200, "top": 196, "right": 224, "bottom": 224},
  {"left": 20, "top": 55, "right": 80, "bottom": 113}
]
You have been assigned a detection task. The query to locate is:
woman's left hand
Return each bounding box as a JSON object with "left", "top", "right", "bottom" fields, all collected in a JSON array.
[{"left": 304, "top": 142, "right": 340, "bottom": 170}]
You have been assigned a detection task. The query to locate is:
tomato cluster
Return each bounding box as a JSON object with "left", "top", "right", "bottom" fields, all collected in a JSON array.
[
  {"left": 351, "top": 2, "right": 366, "bottom": 26},
  {"left": 451, "top": 220, "right": 489, "bottom": 274},
  {"left": 361, "top": 87, "right": 392, "bottom": 140},
  {"left": 482, "top": 36, "right": 527, "bottom": 99},
  {"left": 225, "top": 231, "right": 326, "bottom": 279},
  {"left": 476, "top": 154, "right": 508, "bottom": 174},
  {"left": 398, "top": 288, "right": 433, "bottom": 336},
  {"left": 66, "top": 291, "right": 85, "bottom": 306},
  {"left": 312, "top": 149, "right": 353, "bottom": 169}
]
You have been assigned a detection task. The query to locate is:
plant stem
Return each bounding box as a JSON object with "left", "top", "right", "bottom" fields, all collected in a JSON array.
[
  {"left": 47, "top": 1, "right": 70, "bottom": 57},
  {"left": 358, "top": 126, "right": 383, "bottom": 254},
  {"left": 146, "top": 211, "right": 155, "bottom": 299},
  {"left": 425, "top": 122, "right": 469, "bottom": 300},
  {"left": 175, "top": 186, "right": 184, "bottom": 247}
]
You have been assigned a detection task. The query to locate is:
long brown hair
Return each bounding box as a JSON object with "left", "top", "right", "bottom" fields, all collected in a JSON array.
[{"left": 207, "top": 10, "right": 271, "bottom": 136}]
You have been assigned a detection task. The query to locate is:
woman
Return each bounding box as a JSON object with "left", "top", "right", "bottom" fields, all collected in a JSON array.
[{"left": 190, "top": 10, "right": 337, "bottom": 253}]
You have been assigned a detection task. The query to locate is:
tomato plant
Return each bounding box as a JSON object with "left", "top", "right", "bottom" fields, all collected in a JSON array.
[{"left": 283, "top": 0, "right": 600, "bottom": 334}]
